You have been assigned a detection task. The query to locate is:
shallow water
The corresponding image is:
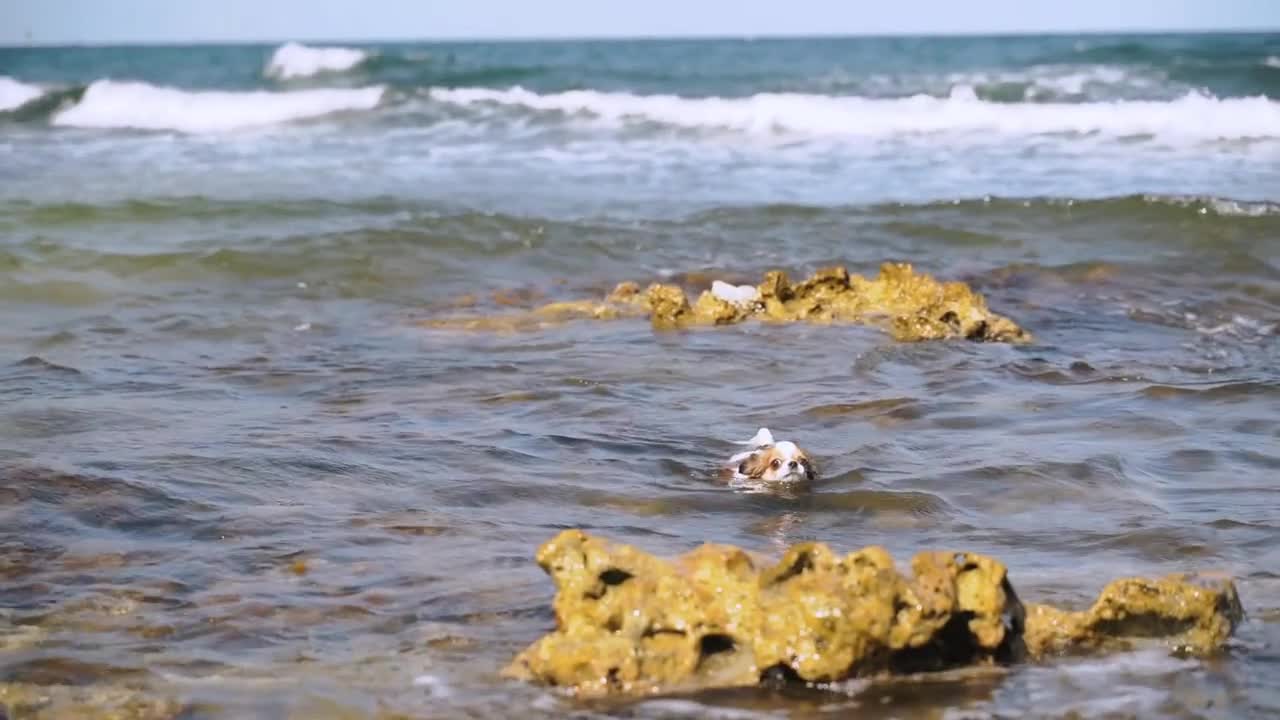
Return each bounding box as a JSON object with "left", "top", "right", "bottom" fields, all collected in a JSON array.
[{"left": 3, "top": 33, "right": 1280, "bottom": 719}]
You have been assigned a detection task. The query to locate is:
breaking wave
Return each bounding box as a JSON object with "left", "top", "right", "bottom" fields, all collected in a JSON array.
[
  {"left": 813, "top": 64, "right": 1167, "bottom": 102},
  {"left": 264, "top": 42, "right": 370, "bottom": 80},
  {"left": 428, "top": 86, "right": 1280, "bottom": 141},
  {"left": 51, "top": 79, "right": 385, "bottom": 133},
  {"left": 0, "top": 76, "right": 46, "bottom": 112}
]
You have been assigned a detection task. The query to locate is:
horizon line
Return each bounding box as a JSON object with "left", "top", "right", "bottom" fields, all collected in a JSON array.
[{"left": 2, "top": 26, "right": 1275, "bottom": 50}]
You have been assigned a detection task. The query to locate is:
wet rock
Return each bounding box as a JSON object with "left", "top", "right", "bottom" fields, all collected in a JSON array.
[
  {"left": 1023, "top": 572, "right": 1243, "bottom": 658},
  {"left": 605, "top": 281, "right": 645, "bottom": 306},
  {"left": 644, "top": 284, "right": 693, "bottom": 329},
  {"left": 690, "top": 289, "right": 757, "bottom": 326},
  {"left": 505, "top": 531, "right": 1242, "bottom": 698},
  {"left": 491, "top": 286, "right": 546, "bottom": 308},
  {"left": 422, "top": 298, "right": 640, "bottom": 332},
  {"left": 504, "top": 530, "right": 1024, "bottom": 697},
  {"left": 421, "top": 263, "right": 1030, "bottom": 342}
]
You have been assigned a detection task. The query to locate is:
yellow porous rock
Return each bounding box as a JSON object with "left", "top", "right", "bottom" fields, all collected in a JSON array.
[
  {"left": 504, "top": 530, "right": 1243, "bottom": 698},
  {"left": 504, "top": 530, "right": 1026, "bottom": 697},
  {"left": 421, "top": 263, "right": 1030, "bottom": 342},
  {"left": 1023, "top": 572, "right": 1244, "bottom": 658}
]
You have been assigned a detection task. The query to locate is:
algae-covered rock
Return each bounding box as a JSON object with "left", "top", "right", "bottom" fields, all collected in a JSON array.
[
  {"left": 505, "top": 530, "right": 1243, "bottom": 698},
  {"left": 421, "top": 263, "right": 1030, "bottom": 343},
  {"left": 504, "top": 530, "right": 1026, "bottom": 697},
  {"left": 644, "top": 283, "right": 694, "bottom": 330},
  {"left": 1023, "top": 572, "right": 1243, "bottom": 658}
]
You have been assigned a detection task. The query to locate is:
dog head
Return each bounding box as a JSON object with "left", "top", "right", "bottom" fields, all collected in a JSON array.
[{"left": 736, "top": 439, "right": 814, "bottom": 483}]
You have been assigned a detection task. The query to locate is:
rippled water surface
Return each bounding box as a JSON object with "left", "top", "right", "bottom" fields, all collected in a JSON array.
[{"left": 3, "top": 33, "right": 1280, "bottom": 719}]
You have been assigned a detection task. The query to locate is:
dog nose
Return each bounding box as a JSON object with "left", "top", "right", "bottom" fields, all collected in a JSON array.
[{"left": 788, "top": 461, "right": 797, "bottom": 469}]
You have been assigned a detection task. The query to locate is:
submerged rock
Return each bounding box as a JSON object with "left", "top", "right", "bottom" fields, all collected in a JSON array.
[
  {"left": 504, "top": 530, "right": 1242, "bottom": 698},
  {"left": 0, "top": 682, "right": 183, "bottom": 720},
  {"left": 421, "top": 263, "right": 1030, "bottom": 342}
]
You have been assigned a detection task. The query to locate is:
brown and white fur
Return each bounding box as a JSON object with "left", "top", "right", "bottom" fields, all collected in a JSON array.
[{"left": 721, "top": 428, "right": 815, "bottom": 488}]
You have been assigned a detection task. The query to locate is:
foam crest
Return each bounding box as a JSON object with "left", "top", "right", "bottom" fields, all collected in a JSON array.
[
  {"left": 429, "top": 86, "right": 1280, "bottom": 141},
  {"left": 965, "top": 65, "right": 1147, "bottom": 100},
  {"left": 265, "top": 42, "right": 369, "bottom": 79},
  {"left": 0, "top": 76, "right": 45, "bottom": 112},
  {"left": 845, "top": 64, "right": 1158, "bottom": 101},
  {"left": 52, "top": 80, "right": 385, "bottom": 133}
]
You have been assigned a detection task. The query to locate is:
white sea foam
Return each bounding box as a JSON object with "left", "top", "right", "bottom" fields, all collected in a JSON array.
[
  {"left": 632, "top": 699, "right": 785, "bottom": 719},
  {"left": 1031, "top": 649, "right": 1200, "bottom": 716},
  {"left": 955, "top": 64, "right": 1146, "bottom": 99},
  {"left": 429, "top": 86, "right": 1280, "bottom": 142},
  {"left": 265, "top": 42, "right": 368, "bottom": 79},
  {"left": 845, "top": 64, "right": 1157, "bottom": 100},
  {"left": 1266, "top": 56, "right": 1280, "bottom": 69},
  {"left": 1027, "top": 66, "right": 1130, "bottom": 96},
  {"left": 0, "top": 75, "right": 45, "bottom": 112},
  {"left": 411, "top": 673, "right": 452, "bottom": 697},
  {"left": 1148, "top": 194, "right": 1280, "bottom": 217},
  {"left": 52, "top": 80, "right": 385, "bottom": 133}
]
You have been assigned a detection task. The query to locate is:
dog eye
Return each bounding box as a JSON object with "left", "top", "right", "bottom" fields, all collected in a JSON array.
[{"left": 770, "top": 459, "right": 781, "bottom": 470}]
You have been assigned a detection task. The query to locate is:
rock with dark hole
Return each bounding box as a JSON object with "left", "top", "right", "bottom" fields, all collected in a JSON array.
[{"left": 503, "top": 530, "right": 1243, "bottom": 698}]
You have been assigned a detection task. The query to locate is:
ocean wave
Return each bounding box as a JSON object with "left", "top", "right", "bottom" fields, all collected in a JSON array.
[
  {"left": 51, "top": 80, "right": 385, "bottom": 133},
  {"left": 950, "top": 65, "right": 1157, "bottom": 102},
  {"left": 5, "top": 194, "right": 1276, "bottom": 232},
  {"left": 1137, "top": 194, "right": 1280, "bottom": 218},
  {"left": 264, "top": 42, "right": 370, "bottom": 80},
  {"left": 1019, "top": 65, "right": 1132, "bottom": 95},
  {"left": 826, "top": 64, "right": 1165, "bottom": 102},
  {"left": 1266, "top": 56, "right": 1280, "bottom": 69},
  {"left": 0, "top": 76, "right": 45, "bottom": 112},
  {"left": 685, "top": 194, "right": 1280, "bottom": 222},
  {"left": 429, "top": 86, "right": 1280, "bottom": 141},
  {"left": 2, "top": 194, "right": 1275, "bottom": 308}
]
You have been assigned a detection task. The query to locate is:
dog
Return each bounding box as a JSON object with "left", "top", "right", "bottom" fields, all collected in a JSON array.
[{"left": 721, "top": 428, "right": 815, "bottom": 487}]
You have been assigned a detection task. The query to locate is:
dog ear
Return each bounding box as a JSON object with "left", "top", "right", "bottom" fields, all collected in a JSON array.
[
  {"left": 798, "top": 453, "right": 817, "bottom": 481},
  {"left": 737, "top": 452, "right": 768, "bottom": 479}
]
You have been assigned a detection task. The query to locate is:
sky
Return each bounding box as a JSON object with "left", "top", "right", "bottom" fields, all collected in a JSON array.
[{"left": 3, "top": 0, "right": 1278, "bottom": 45}]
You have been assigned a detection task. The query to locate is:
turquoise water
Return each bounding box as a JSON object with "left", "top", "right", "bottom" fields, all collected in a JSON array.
[
  {"left": 1, "top": 33, "right": 1279, "bottom": 718},
  {"left": 5, "top": 33, "right": 1280, "bottom": 96}
]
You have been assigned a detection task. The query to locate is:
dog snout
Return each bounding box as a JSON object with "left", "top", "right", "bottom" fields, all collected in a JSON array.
[{"left": 788, "top": 460, "right": 798, "bottom": 470}]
